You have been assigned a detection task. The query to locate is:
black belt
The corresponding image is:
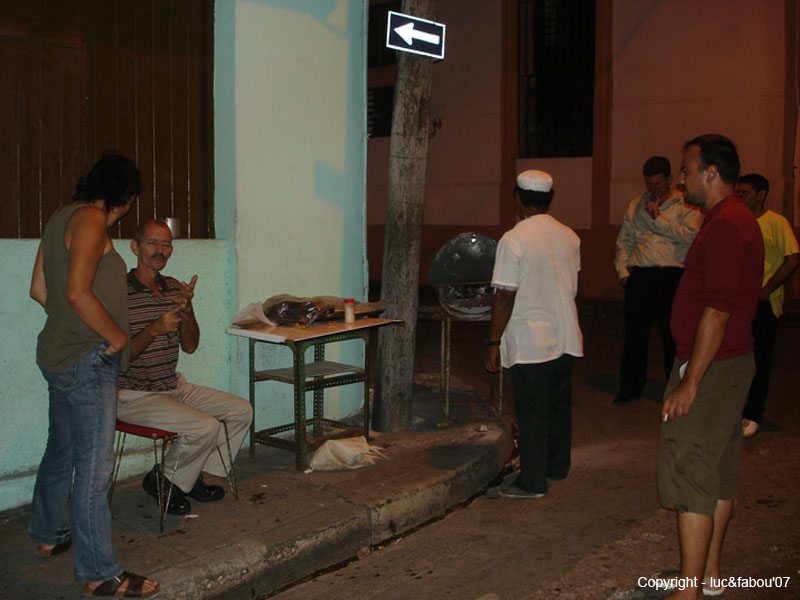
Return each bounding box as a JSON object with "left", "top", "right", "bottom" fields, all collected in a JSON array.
[{"left": 630, "top": 266, "right": 683, "bottom": 270}]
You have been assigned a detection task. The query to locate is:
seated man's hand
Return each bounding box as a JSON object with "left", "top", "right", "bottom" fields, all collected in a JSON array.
[
  {"left": 179, "top": 274, "right": 198, "bottom": 306},
  {"left": 152, "top": 303, "right": 186, "bottom": 335}
]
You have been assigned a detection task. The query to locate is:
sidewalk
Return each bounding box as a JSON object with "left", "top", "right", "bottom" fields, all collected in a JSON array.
[
  {"left": 0, "top": 382, "right": 512, "bottom": 600},
  {"left": 6, "top": 306, "right": 798, "bottom": 599}
]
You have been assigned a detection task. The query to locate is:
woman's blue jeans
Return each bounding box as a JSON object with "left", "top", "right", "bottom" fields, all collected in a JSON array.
[{"left": 28, "top": 343, "right": 124, "bottom": 583}]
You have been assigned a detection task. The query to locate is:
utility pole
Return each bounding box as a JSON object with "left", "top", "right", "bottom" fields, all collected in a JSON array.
[{"left": 373, "top": 0, "right": 437, "bottom": 432}]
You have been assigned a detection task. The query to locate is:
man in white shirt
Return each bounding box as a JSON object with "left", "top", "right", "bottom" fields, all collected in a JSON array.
[
  {"left": 484, "top": 170, "right": 583, "bottom": 499},
  {"left": 614, "top": 156, "right": 702, "bottom": 405}
]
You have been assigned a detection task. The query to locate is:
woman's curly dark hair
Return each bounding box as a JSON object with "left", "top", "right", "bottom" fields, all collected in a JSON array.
[{"left": 73, "top": 152, "right": 142, "bottom": 211}]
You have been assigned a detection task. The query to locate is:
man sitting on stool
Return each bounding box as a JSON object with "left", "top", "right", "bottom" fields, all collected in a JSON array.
[{"left": 117, "top": 220, "right": 253, "bottom": 514}]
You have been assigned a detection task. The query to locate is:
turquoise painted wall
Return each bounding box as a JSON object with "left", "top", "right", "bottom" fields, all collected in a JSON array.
[
  {"left": 0, "top": 239, "right": 231, "bottom": 510},
  {"left": 0, "top": 0, "right": 367, "bottom": 512},
  {"left": 221, "top": 0, "right": 368, "bottom": 428}
]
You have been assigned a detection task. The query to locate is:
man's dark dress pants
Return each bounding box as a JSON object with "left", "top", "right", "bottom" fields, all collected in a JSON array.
[
  {"left": 618, "top": 266, "right": 683, "bottom": 399},
  {"left": 511, "top": 354, "right": 574, "bottom": 494},
  {"left": 743, "top": 300, "right": 778, "bottom": 424}
]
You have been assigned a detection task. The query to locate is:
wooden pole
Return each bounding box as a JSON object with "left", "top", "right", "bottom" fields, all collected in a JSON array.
[{"left": 373, "top": 0, "right": 437, "bottom": 432}]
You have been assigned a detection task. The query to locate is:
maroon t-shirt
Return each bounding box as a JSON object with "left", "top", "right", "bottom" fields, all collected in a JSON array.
[{"left": 671, "top": 195, "right": 763, "bottom": 361}]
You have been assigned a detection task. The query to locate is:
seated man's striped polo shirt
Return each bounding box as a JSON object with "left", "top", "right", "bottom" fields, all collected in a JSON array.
[{"left": 117, "top": 270, "right": 183, "bottom": 391}]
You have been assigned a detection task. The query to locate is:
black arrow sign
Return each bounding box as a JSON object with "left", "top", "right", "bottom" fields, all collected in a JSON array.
[{"left": 386, "top": 11, "right": 446, "bottom": 60}]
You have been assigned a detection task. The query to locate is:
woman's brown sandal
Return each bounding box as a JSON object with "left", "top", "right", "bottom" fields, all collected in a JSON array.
[{"left": 83, "top": 571, "right": 160, "bottom": 597}]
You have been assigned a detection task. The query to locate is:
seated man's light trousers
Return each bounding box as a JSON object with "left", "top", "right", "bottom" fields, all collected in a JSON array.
[{"left": 117, "top": 373, "right": 252, "bottom": 492}]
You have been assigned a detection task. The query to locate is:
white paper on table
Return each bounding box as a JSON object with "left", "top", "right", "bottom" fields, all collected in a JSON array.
[{"left": 232, "top": 302, "right": 277, "bottom": 327}]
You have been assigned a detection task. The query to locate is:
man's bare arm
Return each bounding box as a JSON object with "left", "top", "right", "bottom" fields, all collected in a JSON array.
[
  {"left": 179, "top": 305, "right": 200, "bottom": 354},
  {"left": 129, "top": 303, "right": 186, "bottom": 360},
  {"left": 177, "top": 275, "right": 199, "bottom": 353},
  {"left": 661, "top": 306, "right": 730, "bottom": 421},
  {"left": 484, "top": 288, "right": 516, "bottom": 373},
  {"left": 760, "top": 253, "right": 800, "bottom": 301}
]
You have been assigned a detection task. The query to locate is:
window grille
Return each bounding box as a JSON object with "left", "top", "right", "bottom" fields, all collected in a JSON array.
[{"left": 518, "top": 0, "right": 595, "bottom": 158}]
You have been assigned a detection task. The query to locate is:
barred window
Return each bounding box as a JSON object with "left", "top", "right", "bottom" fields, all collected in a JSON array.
[
  {"left": 518, "top": 0, "right": 595, "bottom": 158},
  {"left": 368, "top": 86, "right": 394, "bottom": 138}
]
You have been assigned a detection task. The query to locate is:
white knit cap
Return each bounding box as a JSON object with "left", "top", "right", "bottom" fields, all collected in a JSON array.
[{"left": 516, "top": 169, "right": 553, "bottom": 192}]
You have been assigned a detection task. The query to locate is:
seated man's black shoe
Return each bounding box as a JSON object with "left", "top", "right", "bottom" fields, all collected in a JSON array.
[
  {"left": 186, "top": 474, "right": 225, "bottom": 502},
  {"left": 142, "top": 466, "right": 192, "bottom": 515}
]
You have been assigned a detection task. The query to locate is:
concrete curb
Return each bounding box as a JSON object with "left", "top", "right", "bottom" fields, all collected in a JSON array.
[{"left": 151, "top": 421, "right": 512, "bottom": 599}]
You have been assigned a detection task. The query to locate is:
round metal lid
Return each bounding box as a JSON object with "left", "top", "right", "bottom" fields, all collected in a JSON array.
[
  {"left": 428, "top": 233, "right": 497, "bottom": 321},
  {"left": 428, "top": 232, "right": 497, "bottom": 286}
]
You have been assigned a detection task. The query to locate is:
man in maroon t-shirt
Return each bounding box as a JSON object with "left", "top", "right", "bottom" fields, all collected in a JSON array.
[{"left": 656, "top": 135, "right": 763, "bottom": 600}]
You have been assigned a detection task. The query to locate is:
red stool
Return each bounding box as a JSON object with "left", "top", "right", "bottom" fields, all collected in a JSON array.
[{"left": 109, "top": 420, "right": 179, "bottom": 533}]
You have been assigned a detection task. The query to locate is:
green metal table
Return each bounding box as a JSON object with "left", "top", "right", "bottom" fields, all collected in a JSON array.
[{"left": 226, "top": 318, "right": 398, "bottom": 470}]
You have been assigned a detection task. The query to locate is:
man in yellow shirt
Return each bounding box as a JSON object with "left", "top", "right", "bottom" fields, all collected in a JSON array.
[{"left": 736, "top": 174, "right": 800, "bottom": 437}]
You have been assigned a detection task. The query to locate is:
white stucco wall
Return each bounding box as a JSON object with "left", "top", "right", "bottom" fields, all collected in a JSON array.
[{"left": 223, "top": 0, "right": 368, "bottom": 429}]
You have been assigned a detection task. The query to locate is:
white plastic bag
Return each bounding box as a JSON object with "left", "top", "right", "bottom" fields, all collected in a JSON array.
[
  {"left": 308, "top": 437, "right": 388, "bottom": 471},
  {"left": 232, "top": 302, "right": 277, "bottom": 327}
]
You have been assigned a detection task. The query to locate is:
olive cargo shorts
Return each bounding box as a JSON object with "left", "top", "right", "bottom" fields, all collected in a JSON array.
[{"left": 657, "top": 353, "right": 754, "bottom": 515}]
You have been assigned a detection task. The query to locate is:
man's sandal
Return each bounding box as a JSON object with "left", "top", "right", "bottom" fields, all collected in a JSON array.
[
  {"left": 35, "top": 539, "right": 71, "bottom": 557},
  {"left": 742, "top": 418, "right": 759, "bottom": 438},
  {"left": 702, "top": 584, "right": 726, "bottom": 596},
  {"left": 83, "top": 571, "right": 160, "bottom": 598}
]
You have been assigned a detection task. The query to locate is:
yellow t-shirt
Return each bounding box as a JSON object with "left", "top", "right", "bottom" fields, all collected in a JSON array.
[{"left": 757, "top": 210, "right": 799, "bottom": 317}]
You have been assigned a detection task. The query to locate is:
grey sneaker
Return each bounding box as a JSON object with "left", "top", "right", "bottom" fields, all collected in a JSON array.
[{"left": 498, "top": 485, "right": 547, "bottom": 499}]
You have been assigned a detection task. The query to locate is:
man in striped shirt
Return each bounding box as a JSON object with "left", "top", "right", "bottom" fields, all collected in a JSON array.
[
  {"left": 117, "top": 220, "right": 252, "bottom": 515},
  {"left": 614, "top": 156, "right": 702, "bottom": 406}
]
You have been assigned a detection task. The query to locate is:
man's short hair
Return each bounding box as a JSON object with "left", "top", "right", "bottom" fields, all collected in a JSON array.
[
  {"left": 643, "top": 156, "right": 671, "bottom": 178},
  {"left": 134, "top": 219, "right": 171, "bottom": 244},
  {"left": 683, "top": 134, "right": 740, "bottom": 184},
  {"left": 738, "top": 173, "right": 769, "bottom": 196},
  {"left": 514, "top": 186, "right": 555, "bottom": 210},
  {"left": 73, "top": 152, "right": 142, "bottom": 211}
]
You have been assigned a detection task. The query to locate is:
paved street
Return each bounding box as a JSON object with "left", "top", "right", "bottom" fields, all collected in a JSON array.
[{"left": 268, "top": 309, "right": 800, "bottom": 600}]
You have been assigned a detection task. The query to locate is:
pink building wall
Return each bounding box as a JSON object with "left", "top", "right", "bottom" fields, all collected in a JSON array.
[
  {"left": 610, "top": 0, "right": 786, "bottom": 225},
  {"left": 368, "top": 1, "right": 503, "bottom": 228},
  {"left": 367, "top": 0, "right": 795, "bottom": 302}
]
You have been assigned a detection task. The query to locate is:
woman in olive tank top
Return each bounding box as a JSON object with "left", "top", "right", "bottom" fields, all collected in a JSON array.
[{"left": 28, "top": 153, "right": 159, "bottom": 597}]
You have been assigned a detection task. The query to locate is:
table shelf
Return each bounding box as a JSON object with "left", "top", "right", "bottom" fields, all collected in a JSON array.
[
  {"left": 226, "top": 318, "right": 399, "bottom": 470},
  {"left": 254, "top": 360, "right": 364, "bottom": 384}
]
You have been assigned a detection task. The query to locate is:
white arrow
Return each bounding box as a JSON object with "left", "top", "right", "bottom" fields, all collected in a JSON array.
[{"left": 395, "top": 22, "right": 440, "bottom": 46}]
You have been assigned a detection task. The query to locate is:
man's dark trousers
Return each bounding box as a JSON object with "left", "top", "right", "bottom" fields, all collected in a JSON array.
[
  {"left": 743, "top": 300, "right": 778, "bottom": 424},
  {"left": 618, "top": 266, "right": 683, "bottom": 399},
  {"left": 511, "top": 354, "right": 574, "bottom": 494}
]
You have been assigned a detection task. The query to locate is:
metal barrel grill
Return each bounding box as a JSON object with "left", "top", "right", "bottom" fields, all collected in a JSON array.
[
  {"left": 428, "top": 232, "right": 497, "bottom": 320},
  {"left": 425, "top": 233, "right": 502, "bottom": 419}
]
